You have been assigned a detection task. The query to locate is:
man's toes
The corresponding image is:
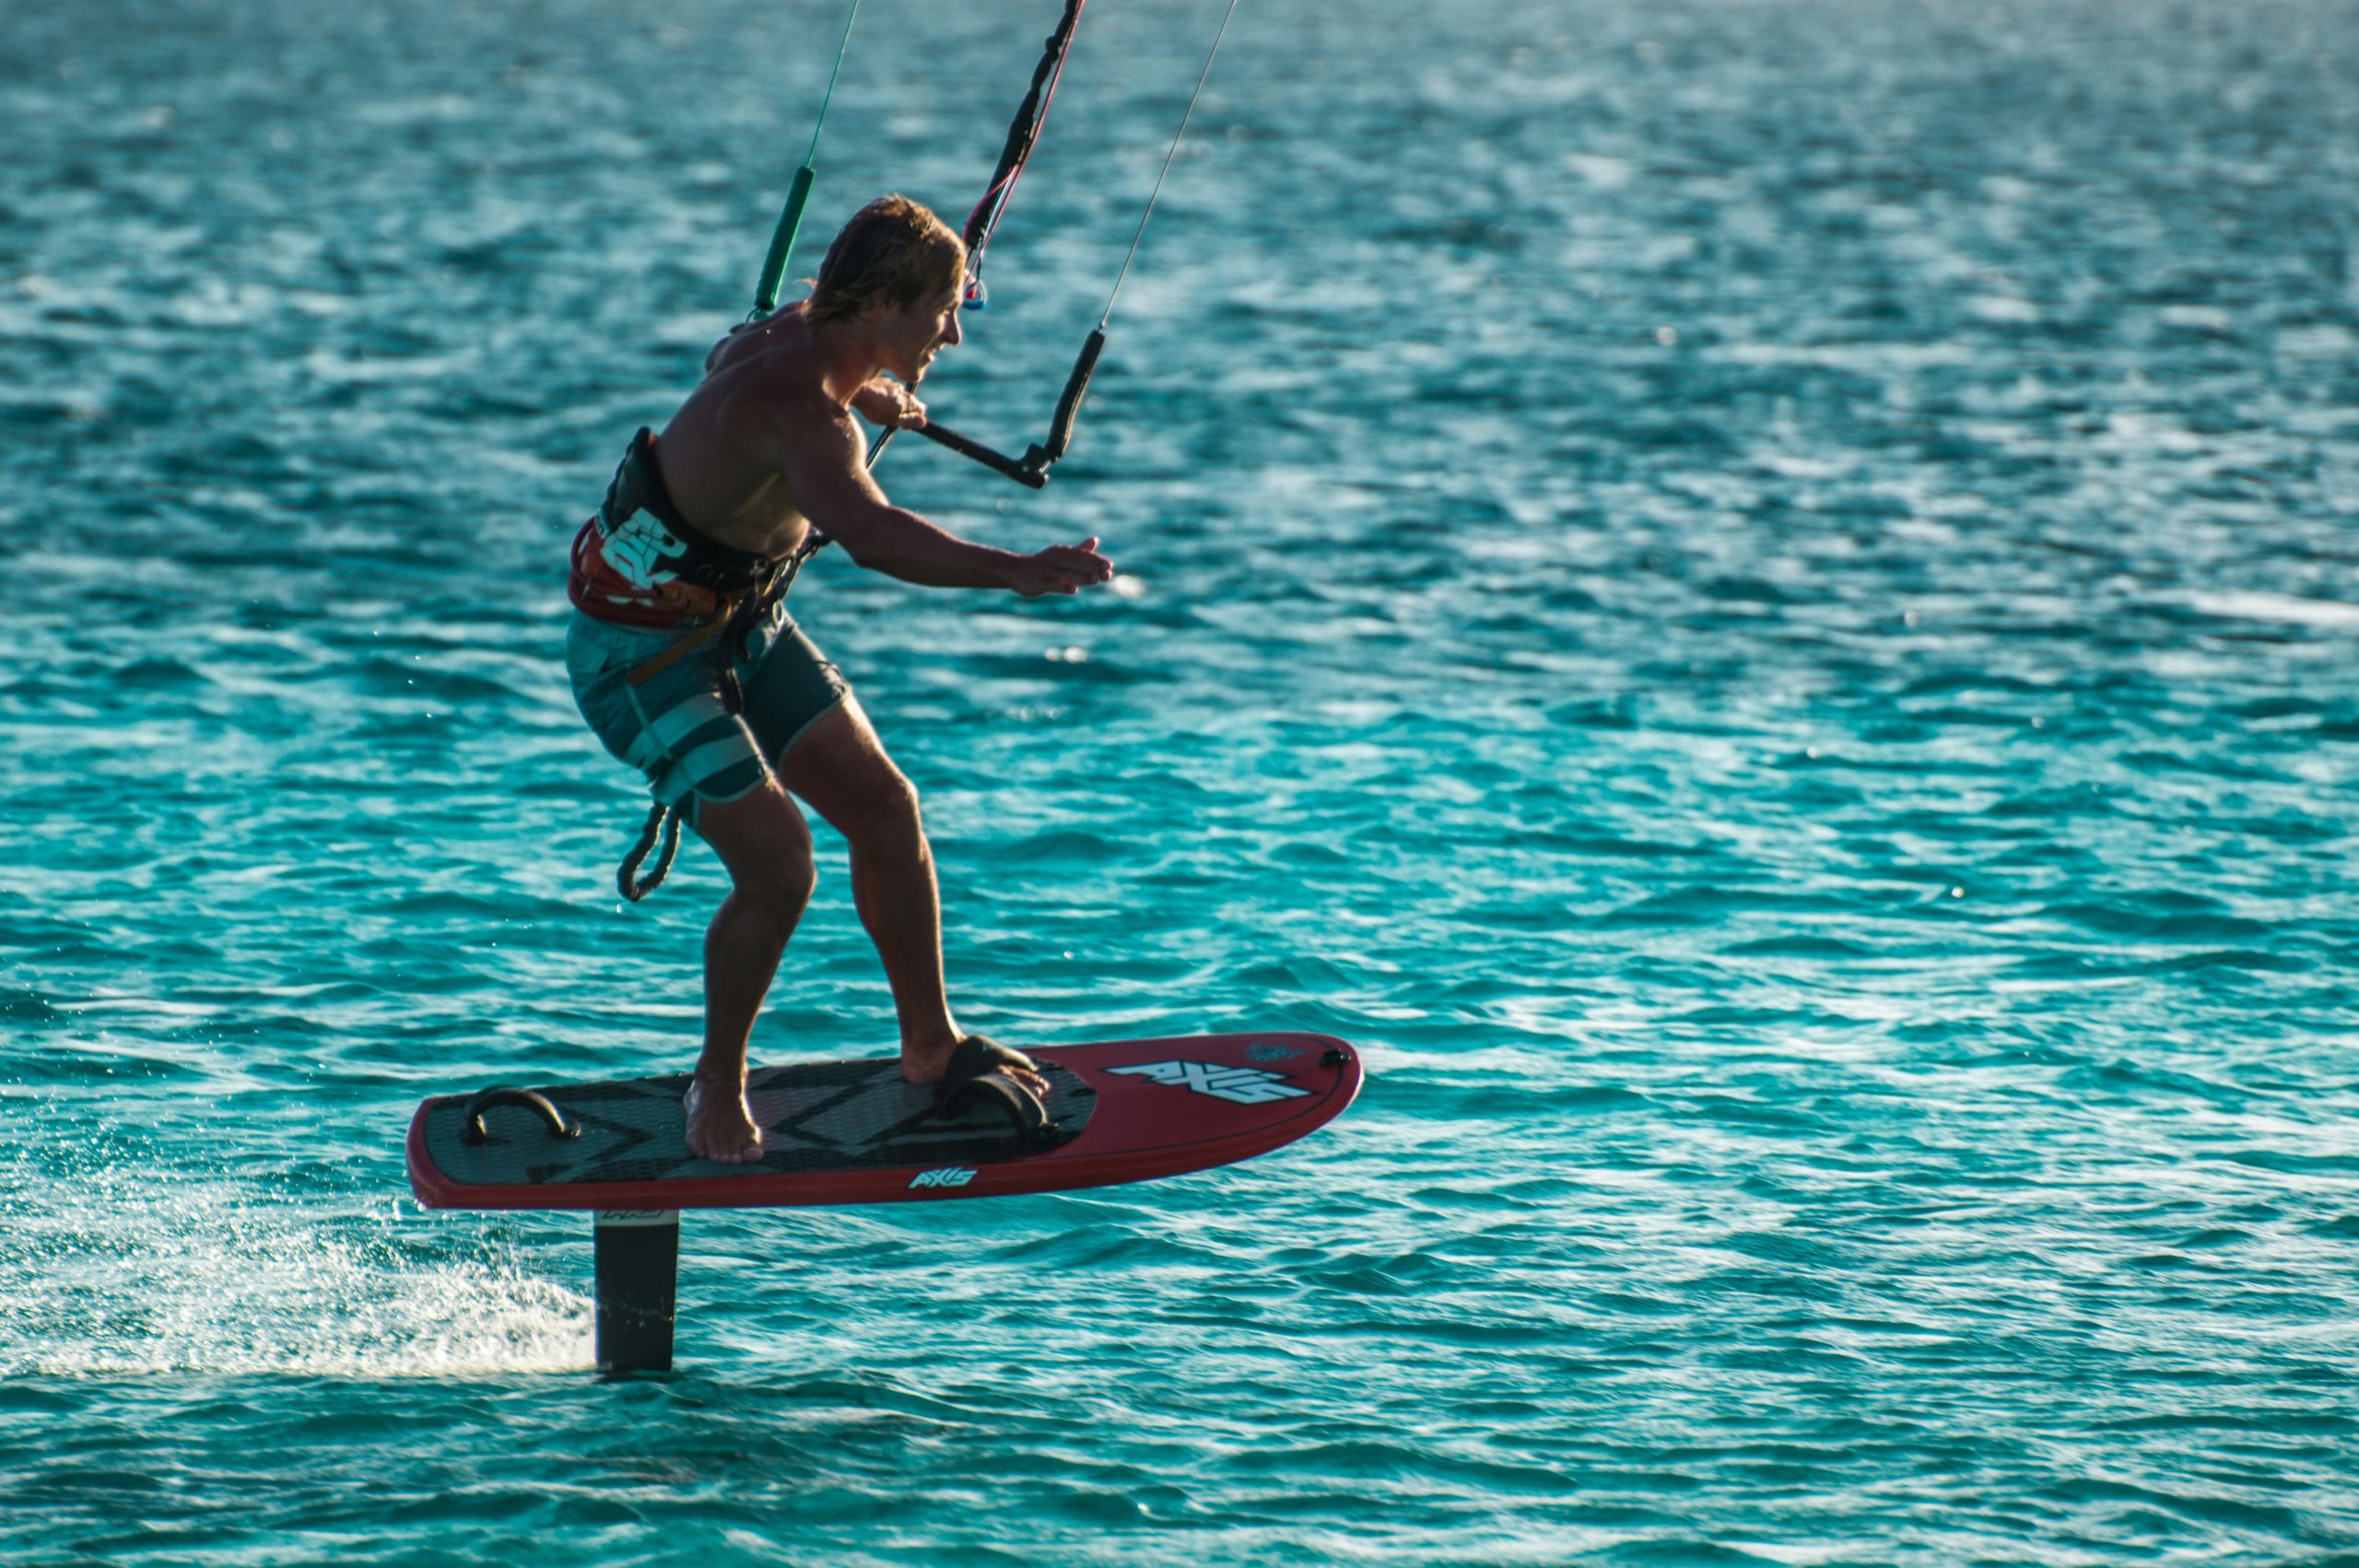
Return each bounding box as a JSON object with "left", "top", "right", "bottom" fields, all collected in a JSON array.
[{"left": 696, "top": 1129, "right": 761, "bottom": 1164}]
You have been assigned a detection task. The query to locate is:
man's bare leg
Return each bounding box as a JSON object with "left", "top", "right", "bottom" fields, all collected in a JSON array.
[
  {"left": 682, "top": 781, "right": 817, "bottom": 1161},
  {"left": 775, "top": 702, "right": 1047, "bottom": 1102}
]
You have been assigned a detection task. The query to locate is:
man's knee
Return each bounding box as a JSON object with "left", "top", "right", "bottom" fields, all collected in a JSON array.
[
  {"left": 847, "top": 766, "right": 925, "bottom": 852},
  {"left": 696, "top": 783, "right": 817, "bottom": 912},
  {"left": 738, "top": 834, "right": 817, "bottom": 916}
]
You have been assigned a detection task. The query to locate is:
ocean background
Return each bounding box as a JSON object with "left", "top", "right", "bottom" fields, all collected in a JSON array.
[{"left": 6, "top": 0, "right": 2358, "bottom": 1560}]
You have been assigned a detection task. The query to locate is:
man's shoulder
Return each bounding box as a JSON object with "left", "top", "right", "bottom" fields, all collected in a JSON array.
[{"left": 714, "top": 358, "right": 853, "bottom": 440}]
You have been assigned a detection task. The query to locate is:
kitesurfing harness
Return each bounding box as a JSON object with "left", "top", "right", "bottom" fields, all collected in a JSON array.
[{"left": 576, "top": 429, "right": 832, "bottom": 900}]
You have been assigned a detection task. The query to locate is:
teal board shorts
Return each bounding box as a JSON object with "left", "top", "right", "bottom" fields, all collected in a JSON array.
[{"left": 567, "top": 598, "right": 851, "bottom": 825}]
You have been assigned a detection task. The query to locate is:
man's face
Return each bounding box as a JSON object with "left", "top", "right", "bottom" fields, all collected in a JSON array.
[{"left": 879, "top": 284, "right": 963, "bottom": 385}]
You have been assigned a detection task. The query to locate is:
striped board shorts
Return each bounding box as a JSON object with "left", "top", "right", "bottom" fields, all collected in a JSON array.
[{"left": 567, "top": 598, "right": 851, "bottom": 824}]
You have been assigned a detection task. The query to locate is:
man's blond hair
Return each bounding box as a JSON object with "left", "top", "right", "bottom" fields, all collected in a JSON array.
[{"left": 805, "top": 196, "right": 966, "bottom": 326}]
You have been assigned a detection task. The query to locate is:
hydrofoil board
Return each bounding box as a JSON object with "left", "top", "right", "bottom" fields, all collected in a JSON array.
[{"left": 407, "top": 1031, "right": 1358, "bottom": 1212}]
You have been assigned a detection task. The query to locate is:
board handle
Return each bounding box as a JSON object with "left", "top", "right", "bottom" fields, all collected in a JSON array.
[{"left": 462, "top": 1086, "right": 581, "bottom": 1146}]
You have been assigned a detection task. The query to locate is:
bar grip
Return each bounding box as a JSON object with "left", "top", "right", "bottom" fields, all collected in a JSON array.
[{"left": 1032, "top": 327, "right": 1105, "bottom": 469}]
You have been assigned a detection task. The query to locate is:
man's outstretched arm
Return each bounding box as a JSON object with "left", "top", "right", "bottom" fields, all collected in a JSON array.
[{"left": 780, "top": 408, "right": 1112, "bottom": 596}]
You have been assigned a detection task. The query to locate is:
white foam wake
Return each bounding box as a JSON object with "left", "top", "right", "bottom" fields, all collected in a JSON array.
[{"left": 0, "top": 1141, "right": 591, "bottom": 1378}]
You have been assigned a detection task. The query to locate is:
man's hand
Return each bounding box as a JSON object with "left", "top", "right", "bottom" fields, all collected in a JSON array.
[
  {"left": 1010, "top": 536, "right": 1115, "bottom": 598},
  {"left": 851, "top": 378, "right": 928, "bottom": 431}
]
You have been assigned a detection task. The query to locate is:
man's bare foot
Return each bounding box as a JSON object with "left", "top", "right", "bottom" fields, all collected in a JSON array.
[
  {"left": 900, "top": 1035, "right": 1050, "bottom": 1106},
  {"left": 684, "top": 1074, "right": 764, "bottom": 1164}
]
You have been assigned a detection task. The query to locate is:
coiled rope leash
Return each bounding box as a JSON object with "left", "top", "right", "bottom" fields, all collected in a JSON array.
[{"left": 618, "top": 800, "right": 683, "bottom": 903}]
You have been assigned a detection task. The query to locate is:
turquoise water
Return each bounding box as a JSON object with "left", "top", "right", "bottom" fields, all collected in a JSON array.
[{"left": 6, "top": 0, "right": 2359, "bottom": 1560}]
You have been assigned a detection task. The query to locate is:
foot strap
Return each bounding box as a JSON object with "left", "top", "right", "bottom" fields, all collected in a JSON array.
[{"left": 936, "top": 1036, "right": 1050, "bottom": 1142}]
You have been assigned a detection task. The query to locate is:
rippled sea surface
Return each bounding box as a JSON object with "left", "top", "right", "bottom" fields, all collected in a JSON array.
[{"left": 6, "top": 0, "right": 2359, "bottom": 1561}]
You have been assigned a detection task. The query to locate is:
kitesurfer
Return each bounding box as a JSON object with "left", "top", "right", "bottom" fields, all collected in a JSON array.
[{"left": 567, "top": 195, "right": 1113, "bottom": 1162}]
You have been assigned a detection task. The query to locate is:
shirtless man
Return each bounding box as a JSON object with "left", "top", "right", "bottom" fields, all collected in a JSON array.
[{"left": 566, "top": 195, "right": 1114, "bottom": 1162}]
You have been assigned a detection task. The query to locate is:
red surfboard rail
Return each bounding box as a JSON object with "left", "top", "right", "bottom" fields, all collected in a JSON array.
[{"left": 407, "top": 1031, "right": 1360, "bottom": 1212}]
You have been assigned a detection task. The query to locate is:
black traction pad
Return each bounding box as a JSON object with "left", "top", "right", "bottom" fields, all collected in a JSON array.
[{"left": 418, "top": 1058, "right": 1093, "bottom": 1191}]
